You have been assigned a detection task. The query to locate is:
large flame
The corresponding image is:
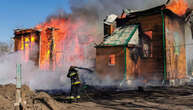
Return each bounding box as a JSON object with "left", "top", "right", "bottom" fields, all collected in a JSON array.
[
  {"left": 36, "top": 17, "right": 94, "bottom": 70},
  {"left": 19, "top": 35, "right": 37, "bottom": 62},
  {"left": 166, "top": 0, "right": 188, "bottom": 16}
]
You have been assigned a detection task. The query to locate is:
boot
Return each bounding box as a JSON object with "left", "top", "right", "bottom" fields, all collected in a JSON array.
[{"left": 76, "top": 96, "right": 80, "bottom": 103}]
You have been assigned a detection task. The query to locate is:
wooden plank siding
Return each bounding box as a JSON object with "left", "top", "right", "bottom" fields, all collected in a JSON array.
[
  {"left": 96, "top": 47, "right": 125, "bottom": 80},
  {"left": 165, "top": 15, "right": 187, "bottom": 80},
  {"left": 96, "top": 13, "right": 164, "bottom": 82},
  {"left": 125, "top": 47, "right": 141, "bottom": 80},
  {"left": 126, "top": 13, "right": 164, "bottom": 81}
]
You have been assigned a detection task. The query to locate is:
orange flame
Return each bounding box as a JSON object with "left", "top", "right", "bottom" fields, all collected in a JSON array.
[
  {"left": 166, "top": 0, "right": 188, "bottom": 16},
  {"left": 36, "top": 17, "right": 94, "bottom": 70},
  {"left": 20, "top": 35, "right": 37, "bottom": 62}
]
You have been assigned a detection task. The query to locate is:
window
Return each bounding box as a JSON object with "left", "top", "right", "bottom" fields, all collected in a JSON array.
[
  {"left": 142, "top": 31, "right": 152, "bottom": 58},
  {"left": 143, "top": 43, "right": 151, "bottom": 58},
  {"left": 108, "top": 54, "right": 116, "bottom": 65},
  {"left": 144, "top": 31, "right": 152, "bottom": 40}
]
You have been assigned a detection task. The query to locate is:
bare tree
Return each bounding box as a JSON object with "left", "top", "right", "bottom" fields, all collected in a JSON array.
[{"left": 0, "top": 42, "right": 12, "bottom": 57}]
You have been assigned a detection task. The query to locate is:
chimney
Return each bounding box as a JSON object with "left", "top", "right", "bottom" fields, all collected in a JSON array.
[{"left": 104, "top": 14, "right": 117, "bottom": 37}]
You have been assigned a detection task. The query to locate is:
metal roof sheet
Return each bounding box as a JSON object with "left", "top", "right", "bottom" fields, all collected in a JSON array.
[
  {"left": 104, "top": 14, "right": 118, "bottom": 25},
  {"left": 102, "top": 25, "right": 138, "bottom": 46}
]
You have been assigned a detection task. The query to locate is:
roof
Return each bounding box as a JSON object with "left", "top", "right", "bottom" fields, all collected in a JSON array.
[
  {"left": 14, "top": 28, "right": 40, "bottom": 35},
  {"left": 122, "top": 9, "right": 140, "bottom": 15},
  {"left": 14, "top": 28, "right": 41, "bottom": 39},
  {"left": 119, "top": 5, "right": 165, "bottom": 19},
  {"left": 99, "top": 25, "right": 139, "bottom": 46},
  {"left": 104, "top": 14, "right": 118, "bottom": 25}
]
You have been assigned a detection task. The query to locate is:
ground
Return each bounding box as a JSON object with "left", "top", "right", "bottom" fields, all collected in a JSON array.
[
  {"left": 53, "top": 85, "right": 193, "bottom": 110},
  {"left": 1, "top": 84, "right": 193, "bottom": 110}
]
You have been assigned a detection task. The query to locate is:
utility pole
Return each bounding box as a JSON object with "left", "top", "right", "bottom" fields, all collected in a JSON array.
[{"left": 14, "top": 64, "right": 22, "bottom": 110}]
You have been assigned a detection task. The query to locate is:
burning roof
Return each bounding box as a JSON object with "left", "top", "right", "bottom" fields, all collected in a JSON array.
[
  {"left": 119, "top": 0, "right": 191, "bottom": 18},
  {"left": 14, "top": 29, "right": 40, "bottom": 36},
  {"left": 166, "top": 0, "right": 188, "bottom": 16}
]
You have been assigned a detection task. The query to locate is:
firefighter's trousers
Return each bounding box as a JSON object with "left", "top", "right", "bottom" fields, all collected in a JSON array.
[{"left": 70, "top": 84, "right": 80, "bottom": 101}]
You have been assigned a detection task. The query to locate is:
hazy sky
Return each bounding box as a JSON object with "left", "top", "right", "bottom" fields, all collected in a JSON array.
[{"left": 0, "top": 0, "right": 71, "bottom": 42}]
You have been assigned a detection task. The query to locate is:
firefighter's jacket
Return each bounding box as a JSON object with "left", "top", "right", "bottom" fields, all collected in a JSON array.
[{"left": 67, "top": 69, "right": 81, "bottom": 85}]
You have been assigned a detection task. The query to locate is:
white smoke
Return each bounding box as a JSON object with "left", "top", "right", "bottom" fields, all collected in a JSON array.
[
  {"left": 0, "top": 50, "right": 142, "bottom": 91},
  {"left": 0, "top": 51, "right": 68, "bottom": 91}
]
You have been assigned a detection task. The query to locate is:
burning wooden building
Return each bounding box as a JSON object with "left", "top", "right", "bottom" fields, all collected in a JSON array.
[
  {"left": 96, "top": 2, "right": 193, "bottom": 85},
  {"left": 14, "top": 29, "right": 40, "bottom": 65},
  {"left": 13, "top": 17, "right": 94, "bottom": 71},
  {"left": 13, "top": 27, "right": 63, "bottom": 70}
]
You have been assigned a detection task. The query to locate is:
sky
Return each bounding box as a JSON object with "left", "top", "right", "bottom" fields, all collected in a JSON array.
[{"left": 0, "top": 0, "right": 71, "bottom": 42}]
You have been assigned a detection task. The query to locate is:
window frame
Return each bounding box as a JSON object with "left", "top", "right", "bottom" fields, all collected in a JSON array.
[{"left": 108, "top": 54, "right": 116, "bottom": 66}]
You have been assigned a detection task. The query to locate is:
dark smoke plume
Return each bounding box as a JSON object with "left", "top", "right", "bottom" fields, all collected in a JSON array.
[{"left": 69, "top": 0, "right": 168, "bottom": 17}]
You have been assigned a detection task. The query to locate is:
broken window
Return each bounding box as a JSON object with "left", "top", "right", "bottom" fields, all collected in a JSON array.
[
  {"left": 108, "top": 54, "right": 116, "bottom": 65},
  {"left": 143, "top": 43, "right": 151, "bottom": 58},
  {"left": 144, "top": 31, "right": 152, "bottom": 39},
  {"left": 142, "top": 31, "right": 152, "bottom": 58}
]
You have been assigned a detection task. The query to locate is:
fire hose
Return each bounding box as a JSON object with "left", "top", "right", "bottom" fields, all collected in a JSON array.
[{"left": 73, "top": 66, "right": 94, "bottom": 73}]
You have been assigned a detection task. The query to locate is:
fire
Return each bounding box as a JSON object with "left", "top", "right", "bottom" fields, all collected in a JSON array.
[
  {"left": 20, "top": 35, "right": 37, "bottom": 62},
  {"left": 166, "top": 0, "right": 188, "bottom": 16},
  {"left": 36, "top": 17, "right": 94, "bottom": 70}
]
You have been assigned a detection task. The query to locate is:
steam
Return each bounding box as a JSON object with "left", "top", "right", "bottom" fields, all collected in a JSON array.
[
  {"left": 0, "top": 51, "right": 124, "bottom": 91},
  {"left": 0, "top": 50, "right": 141, "bottom": 91}
]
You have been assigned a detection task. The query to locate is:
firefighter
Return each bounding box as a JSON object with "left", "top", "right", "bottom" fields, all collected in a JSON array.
[{"left": 67, "top": 66, "right": 81, "bottom": 103}]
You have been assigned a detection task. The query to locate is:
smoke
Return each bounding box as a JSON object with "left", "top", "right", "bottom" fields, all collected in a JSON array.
[
  {"left": 0, "top": 51, "right": 125, "bottom": 91},
  {"left": 0, "top": 50, "right": 143, "bottom": 91},
  {"left": 69, "top": 0, "right": 167, "bottom": 17},
  {"left": 184, "top": 0, "right": 193, "bottom": 9},
  {"left": 0, "top": 52, "right": 35, "bottom": 84},
  {"left": 0, "top": 42, "right": 12, "bottom": 57},
  {"left": 0, "top": 51, "right": 73, "bottom": 91},
  {"left": 67, "top": 0, "right": 169, "bottom": 44}
]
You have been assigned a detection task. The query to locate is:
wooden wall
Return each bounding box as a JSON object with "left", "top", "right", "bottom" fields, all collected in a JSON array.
[
  {"left": 14, "top": 37, "right": 22, "bottom": 52},
  {"left": 165, "top": 15, "right": 186, "bottom": 79},
  {"left": 126, "top": 13, "right": 164, "bottom": 81},
  {"left": 125, "top": 47, "right": 141, "bottom": 80},
  {"left": 96, "top": 46, "right": 125, "bottom": 80}
]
